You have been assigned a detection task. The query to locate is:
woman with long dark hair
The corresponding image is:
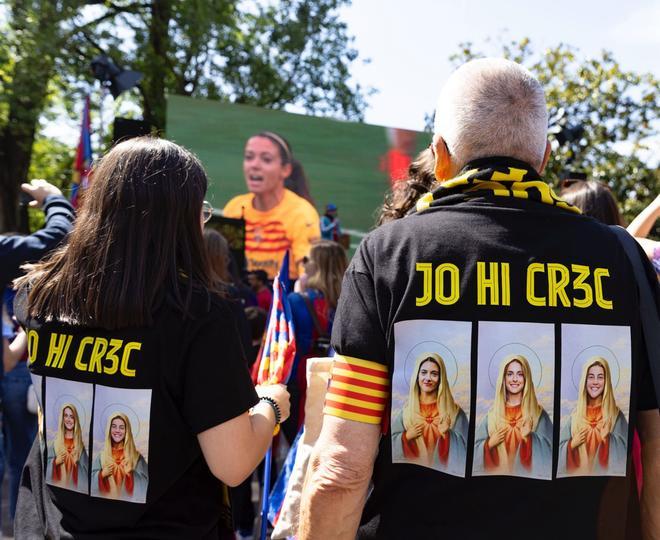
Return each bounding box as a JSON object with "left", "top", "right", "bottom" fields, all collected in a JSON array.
[{"left": 14, "top": 137, "right": 289, "bottom": 538}]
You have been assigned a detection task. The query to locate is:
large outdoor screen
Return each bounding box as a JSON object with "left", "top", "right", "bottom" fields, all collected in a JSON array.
[{"left": 167, "top": 95, "right": 427, "bottom": 245}]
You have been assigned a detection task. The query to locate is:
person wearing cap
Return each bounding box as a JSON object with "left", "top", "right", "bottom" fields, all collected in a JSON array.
[
  {"left": 224, "top": 132, "right": 320, "bottom": 281},
  {"left": 299, "top": 58, "right": 659, "bottom": 540},
  {"left": 320, "top": 203, "right": 341, "bottom": 242}
]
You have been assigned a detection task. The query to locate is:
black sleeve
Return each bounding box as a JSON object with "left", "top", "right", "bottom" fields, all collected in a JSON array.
[
  {"left": 182, "top": 303, "right": 259, "bottom": 434},
  {"left": 0, "top": 195, "right": 75, "bottom": 286},
  {"left": 637, "top": 238, "right": 660, "bottom": 411},
  {"left": 637, "top": 349, "right": 658, "bottom": 411},
  {"left": 636, "top": 242, "right": 660, "bottom": 411},
  {"left": 224, "top": 293, "right": 252, "bottom": 365},
  {"left": 331, "top": 239, "right": 388, "bottom": 366}
]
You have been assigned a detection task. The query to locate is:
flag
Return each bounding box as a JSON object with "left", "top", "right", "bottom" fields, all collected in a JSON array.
[
  {"left": 254, "top": 251, "right": 297, "bottom": 385},
  {"left": 71, "top": 96, "right": 92, "bottom": 207},
  {"left": 267, "top": 427, "right": 303, "bottom": 527},
  {"left": 255, "top": 251, "right": 297, "bottom": 540}
]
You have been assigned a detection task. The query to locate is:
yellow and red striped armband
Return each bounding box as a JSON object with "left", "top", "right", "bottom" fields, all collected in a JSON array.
[{"left": 323, "top": 355, "right": 389, "bottom": 425}]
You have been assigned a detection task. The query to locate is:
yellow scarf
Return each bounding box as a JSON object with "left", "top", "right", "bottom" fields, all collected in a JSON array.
[{"left": 416, "top": 157, "right": 580, "bottom": 215}]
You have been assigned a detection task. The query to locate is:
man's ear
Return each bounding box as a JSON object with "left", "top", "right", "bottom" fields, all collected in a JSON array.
[
  {"left": 539, "top": 140, "right": 551, "bottom": 174},
  {"left": 432, "top": 135, "right": 453, "bottom": 182}
]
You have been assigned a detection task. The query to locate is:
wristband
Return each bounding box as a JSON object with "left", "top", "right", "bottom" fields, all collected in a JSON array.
[{"left": 259, "top": 396, "right": 282, "bottom": 425}]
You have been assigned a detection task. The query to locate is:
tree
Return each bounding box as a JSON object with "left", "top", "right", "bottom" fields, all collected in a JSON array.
[
  {"left": 442, "top": 38, "right": 659, "bottom": 223},
  {"left": 0, "top": 1, "right": 79, "bottom": 232},
  {"left": 0, "top": 0, "right": 367, "bottom": 231}
]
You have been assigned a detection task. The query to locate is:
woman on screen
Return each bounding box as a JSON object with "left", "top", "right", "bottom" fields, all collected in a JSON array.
[{"left": 223, "top": 132, "right": 320, "bottom": 280}]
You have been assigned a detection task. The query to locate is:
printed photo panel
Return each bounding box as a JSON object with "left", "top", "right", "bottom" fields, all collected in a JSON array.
[
  {"left": 473, "top": 321, "right": 554, "bottom": 480},
  {"left": 557, "top": 324, "right": 631, "bottom": 478},
  {"left": 44, "top": 378, "right": 93, "bottom": 494},
  {"left": 91, "top": 385, "right": 152, "bottom": 503},
  {"left": 391, "top": 320, "right": 471, "bottom": 477}
]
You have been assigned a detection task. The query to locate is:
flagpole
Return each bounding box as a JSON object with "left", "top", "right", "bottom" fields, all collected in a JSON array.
[
  {"left": 255, "top": 250, "right": 295, "bottom": 540},
  {"left": 260, "top": 445, "right": 273, "bottom": 540}
]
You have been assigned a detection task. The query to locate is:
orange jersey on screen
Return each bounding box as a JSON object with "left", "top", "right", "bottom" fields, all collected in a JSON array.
[{"left": 224, "top": 190, "right": 320, "bottom": 280}]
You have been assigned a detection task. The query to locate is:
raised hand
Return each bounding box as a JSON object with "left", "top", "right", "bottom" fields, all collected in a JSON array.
[
  {"left": 101, "top": 462, "right": 114, "bottom": 478},
  {"left": 406, "top": 423, "right": 424, "bottom": 441},
  {"left": 570, "top": 427, "right": 589, "bottom": 449},
  {"left": 438, "top": 414, "right": 451, "bottom": 436},
  {"left": 21, "top": 179, "right": 62, "bottom": 208},
  {"left": 55, "top": 450, "right": 67, "bottom": 466},
  {"left": 597, "top": 418, "right": 612, "bottom": 441},
  {"left": 488, "top": 426, "right": 508, "bottom": 448}
]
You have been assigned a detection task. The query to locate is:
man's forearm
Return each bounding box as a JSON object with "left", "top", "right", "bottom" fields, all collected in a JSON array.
[
  {"left": 299, "top": 450, "right": 371, "bottom": 540},
  {"left": 298, "top": 416, "right": 380, "bottom": 540}
]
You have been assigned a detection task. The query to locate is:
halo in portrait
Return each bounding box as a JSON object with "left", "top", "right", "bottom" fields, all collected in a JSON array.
[
  {"left": 571, "top": 345, "right": 620, "bottom": 392},
  {"left": 488, "top": 343, "right": 543, "bottom": 390},
  {"left": 100, "top": 404, "right": 141, "bottom": 440},
  {"left": 403, "top": 341, "right": 459, "bottom": 388},
  {"left": 52, "top": 394, "right": 88, "bottom": 432}
]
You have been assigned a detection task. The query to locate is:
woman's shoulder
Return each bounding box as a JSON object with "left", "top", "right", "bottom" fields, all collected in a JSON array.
[
  {"left": 614, "top": 410, "right": 628, "bottom": 426},
  {"left": 289, "top": 289, "right": 323, "bottom": 308},
  {"left": 538, "top": 408, "right": 552, "bottom": 423},
  {"left": 223, "top": 193, "right": 253, "bottom": 216},
  {"left": 282, "top": 190, "right": 319, "bottom": 218}
]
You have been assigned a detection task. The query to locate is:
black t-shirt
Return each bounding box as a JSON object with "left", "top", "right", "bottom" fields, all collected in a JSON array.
[
  {"left": 332, "top": 192, "right": 658, "bottom": 540},
  {"left": 17, "top": 291, "right": 258, "bottom": 539}
]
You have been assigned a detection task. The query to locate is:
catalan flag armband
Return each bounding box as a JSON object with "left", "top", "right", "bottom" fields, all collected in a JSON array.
[{"left": 323, "top": 355, "right": 389, "bottom": 425}]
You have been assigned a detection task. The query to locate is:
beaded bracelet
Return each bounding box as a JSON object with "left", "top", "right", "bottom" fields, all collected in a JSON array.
[{"left": 258, "top": 396, "right": 282, "bottom": 425}]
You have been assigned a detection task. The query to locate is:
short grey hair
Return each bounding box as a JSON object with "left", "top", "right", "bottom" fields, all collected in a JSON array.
[{"left": 434, "top": 58, "right": 548, "bottom": 170}]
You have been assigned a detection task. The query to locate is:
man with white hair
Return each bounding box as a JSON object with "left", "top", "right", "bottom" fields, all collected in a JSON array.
[{"left": 299, "top": 59, "right": 659, "bottom": 539}]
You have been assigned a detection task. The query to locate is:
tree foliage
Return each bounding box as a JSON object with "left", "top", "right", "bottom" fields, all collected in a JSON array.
[
  {"left": 0, "top": 0, "right": 367, "bottom": 231},
  {"left": 445, "top": 38, "right": 659, "bottom": 223}
]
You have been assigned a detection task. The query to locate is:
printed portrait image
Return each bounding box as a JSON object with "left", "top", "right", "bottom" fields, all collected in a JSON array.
[
  {"left": 473, "top": 321, "right": 554, "bottom": 480},
  {"left": 91, "top": 385, "right": 152, "bottom": 503},
  {"left": 391, "top": 320, "right": 471, "bottom": 477},
  {"left": 557, "top": 324, "right": 631, "bottom": 478},
  {"left": 44, "top": 378, "right": 93, "bottom": 494}
]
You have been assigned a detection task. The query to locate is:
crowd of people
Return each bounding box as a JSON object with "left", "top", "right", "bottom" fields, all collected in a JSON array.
[{"left": 0, "top": 57, "right": 657, "bottom": 540}]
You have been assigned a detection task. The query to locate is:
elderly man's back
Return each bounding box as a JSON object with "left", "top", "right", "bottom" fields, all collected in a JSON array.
[
  {"left": 299, "top": 58, "right": 659, "bottom": 540},
  {"left": 337, "top": 165, "right": 654, "bottom": 538}
]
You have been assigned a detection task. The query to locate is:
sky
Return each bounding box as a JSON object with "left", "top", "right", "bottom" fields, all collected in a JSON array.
[
  {"left": 43, "top": 0, "right": 660, "bottom": 144},
  {"left": 338, "top": 0, "right": 660, "bottom": 131}
]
